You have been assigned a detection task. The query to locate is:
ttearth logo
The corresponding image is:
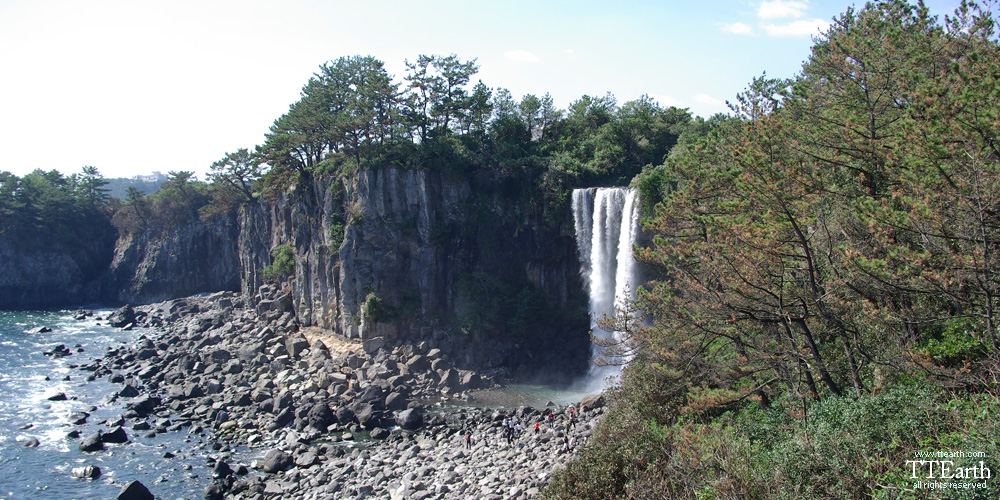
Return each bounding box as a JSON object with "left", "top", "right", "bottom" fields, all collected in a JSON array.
[{"left": 906, "top": 451, "right": 992, "bottom": 491}]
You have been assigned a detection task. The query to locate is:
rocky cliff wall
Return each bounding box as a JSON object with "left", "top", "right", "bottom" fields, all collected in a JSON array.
[
  {"left": 240, "top": 168, "right": 590, "bottom": 377},
  {"left": 0, "top": 223, "right": 115, "bottom": 309},
  {"left": 0, "top": 237, "right": 88, "bottom": 308},
  {"left": 102, "top": 214, "right": 241, "bottom": 305}
]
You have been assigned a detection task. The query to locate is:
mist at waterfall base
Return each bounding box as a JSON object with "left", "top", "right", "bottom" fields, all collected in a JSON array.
[
  {"left": 572, "top": 187, "right": 641, "bottom": 392},
  {"left": 0, "top": 311, "right": 233, "bottom": 499}
]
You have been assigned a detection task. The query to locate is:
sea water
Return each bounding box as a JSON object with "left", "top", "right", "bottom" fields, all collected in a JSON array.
[{"left": 0, "top": 310, "right": 219, "bottom": 500}]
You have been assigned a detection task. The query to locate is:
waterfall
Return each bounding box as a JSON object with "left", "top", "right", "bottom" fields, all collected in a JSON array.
[{"left": 572, "top": 187, "right": 641, "bottom": 383}]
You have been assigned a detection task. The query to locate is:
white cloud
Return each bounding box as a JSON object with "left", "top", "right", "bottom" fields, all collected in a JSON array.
[
  {"left": 651, "top": 94, "right": 686, "bottom": 108},
  {"left": 720, "top": 22, "right": 754, "bottom": 35},
  {"left": 757, "top": 0, "right": 808, "bottom": 19},
  {"left": 505, "top": 50, "right": 540, "bottom": 62},
  {"left": 762, "top": 18, "right": 829, "bottom": 37},
  {"left": 693, "top": 93, "right": 724, "bottom": 106}
]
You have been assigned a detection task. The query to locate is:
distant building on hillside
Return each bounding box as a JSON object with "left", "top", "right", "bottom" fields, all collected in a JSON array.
[{"left": 134, "top": 171, "right": 166, "bottom": 183}]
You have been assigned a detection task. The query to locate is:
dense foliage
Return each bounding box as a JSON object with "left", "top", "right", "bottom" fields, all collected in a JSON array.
[
  {"left": 252, "top": 54, "right": 696, "bottom": 216},
  {"left": 110, "top": 170, "right": 213, "bottom": 235},
  {"left": 0, "top": 168, "right": 117, "bottom": 278},
  {"left": 546, "top": 2, "right": 1000, "bottom": 499}
]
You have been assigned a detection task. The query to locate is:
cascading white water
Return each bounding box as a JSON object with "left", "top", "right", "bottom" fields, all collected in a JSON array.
[{"left": 572, "top": 187, "right": 641, "bottom": 384}]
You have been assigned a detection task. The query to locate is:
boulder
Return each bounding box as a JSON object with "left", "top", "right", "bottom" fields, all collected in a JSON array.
[
  {"left": 336, "top": 406, "right": 357, "bottom": 425},
  {"left": 101, "top": 426, "right": 129, "bottom": 444},
  {"left": 117, "top": 480, "right": 154, "bottom": 500},
  {"left": 204, "top": 483, "right": 224, "bottom": 500},
  {"left": 459, "top": 372, "right": 482, "bottom": 390},
  {"left": 135, "top": 348, "right": 157, "bottom": 360},
  {"left": 71, "top": 465, "right": 101, "bottom": 479},
  {"left": 405, "top": 355, "right": 431, "bottom": 372},
  {"left": 580, "top": 394, "right": 605, "bottom": 411},
  {"left": 69, "top": 411, "right": 90, "bottom": 425},
  {"left": 127, "top": 395, "right": 161, "bottom": 417},
  {"left": 107, "top": 305, "right": 136, "bottom": 328},
  {"left": 306, "top": 403, "right": 335, "bottom": 429},
  {"left": 269, "top": 408, "right": 294, "bottom": 430},
  {"left": 355, "top": 385, "right": 384, "bottom": 408},
  {"left": 396, "top": 408, "right": 423, "bottom": 430},
  {"left": 47, "top": 392, "right": 68, "bottom": 401},
  {"left": 362, "top": 337, "right": 385, "bottom": 355},
  {"left": 210, "top": 349, "right": 232, "bottom": 362},
  {"left": 118, "top": 384, "right": 140, "bottom": 398},
  {"left": 183, "top": 383, "right": 205, "bottom": 399},
  {"left": 294, "top": 451, "right": 318, "bottom": 467},
  {"left": 214, "top": 460, "right": 233, "bottom": 478},
  {"left": 79, "top": 432, "right": 104, "bottom": 452},
  {"left": 384, "top": 392, "right": 408, "bottom": 412},
  {"left": 262, "top": 449, "right": 293, "bottom": 473},
  {"left": 22, "top": 437, "right": 40, "bottom": 447},
  {"left": 237, "top": 342, "right": 262, "bottom": 362},
  {"left": 285, "top": 334, "right": 310, "bottom": 358},
  {"left": 354, "top": 403, "right": 381, "bottom": 429}
]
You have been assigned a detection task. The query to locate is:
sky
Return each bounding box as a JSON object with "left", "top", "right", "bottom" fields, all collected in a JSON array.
[{"left": 0, "top": 0, "right": 970, "bottom": 180}]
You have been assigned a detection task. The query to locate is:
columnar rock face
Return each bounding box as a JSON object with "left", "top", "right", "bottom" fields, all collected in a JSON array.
[
  {"left": 103, "top": 214, "right": 241, "bottom": 305},
  {"left": 239, "top": 168, "right": 590, "bottom": 376}
]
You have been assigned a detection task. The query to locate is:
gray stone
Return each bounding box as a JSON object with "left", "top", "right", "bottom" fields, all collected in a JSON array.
[
  {"left": 362, "top": 337, "right": 385, "bottom": 355},
  {"left": 262, "top": 449, "right": 293, "bottom": 473},
  {"left": 78, "top": 432, "right": 104, "bottom": 452},
  {"left": 285, "top": 334, "right": 310, "bottom": 358},
  {"left": 580, "top": 393, "right": 605, "bottom": 411},
  {"left": 118, "top": 384, "right": 140, "bottom": 398},
  {"left": 71, "top": 465, "right": 101, "bottom": 479},
  {"left": 101, "top": 426, "right": 129, "bottom": 444},
  {"left": 127, "top": 394, "right": 160, "bottom": 417},
  {"left": 210, "top": 349, "right": 232, "bottom": 362},
  {"left": 396, "top": 408, "right": 423, "bottom": 430},
  {"left": 405, "top": 354, "right": 431, "bottom": 372},
  {"left": 294, "top": 451, "right": 318, "bottom": 467},
  {"left": 117, "top": 480, "right": 153, "bottom": 500},
  {"left": 107, "top": 305, "right": 136, "bottom": 328}
]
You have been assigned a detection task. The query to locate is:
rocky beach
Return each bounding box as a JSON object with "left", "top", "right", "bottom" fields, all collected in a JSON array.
[{"left": 65, "top": 290, "right": 605, "bottom": 499}]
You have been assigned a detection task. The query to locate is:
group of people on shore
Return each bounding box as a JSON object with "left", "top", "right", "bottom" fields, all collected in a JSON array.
[{"left": 463, "top": 406, "right": 580, "bottom": 453}]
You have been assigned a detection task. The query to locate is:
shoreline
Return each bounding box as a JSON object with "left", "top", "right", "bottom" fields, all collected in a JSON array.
[{"left": 73, "top": 292, "right": 604, "bottom": 499}]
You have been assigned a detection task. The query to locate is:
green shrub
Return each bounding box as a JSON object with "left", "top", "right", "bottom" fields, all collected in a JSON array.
[
  {"left": 261, "top": 244, "right": 295, "bottom": 281},
  {"left": 328, "top": 212, "right": 346, "bottom": 251},
  {"left": 363, "top": 291, "right": 392, "bottom": 322},
  {"left": 918, "top": 318, "right": 990, "bottom": 367}
]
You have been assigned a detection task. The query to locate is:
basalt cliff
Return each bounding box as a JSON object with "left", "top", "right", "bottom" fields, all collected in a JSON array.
[
  {"left": 2, "top": 167, "right": 590, "bottom": 377},
  {"left": 240, "top": 168, "right": 589, "bottom": 377}
]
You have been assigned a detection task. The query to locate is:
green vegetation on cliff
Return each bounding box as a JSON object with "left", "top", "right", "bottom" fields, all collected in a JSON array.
[
  {"left": 545, "top": 2, "right": 1000, "bottom": 499},
  {"left": 247, "top": 53, "right": 696, "bottom": 223},
  {"left": 0, "top": 167, "right": 116, "bottom": 279}
]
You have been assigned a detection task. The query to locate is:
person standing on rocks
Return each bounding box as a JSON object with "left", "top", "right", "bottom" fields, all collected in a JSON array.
[
  {"left": 465, "top": 433, "right": 471, "bottom": 449},
  {"left": 533, "top": 422, "right": 540, "bottom": 434}
]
